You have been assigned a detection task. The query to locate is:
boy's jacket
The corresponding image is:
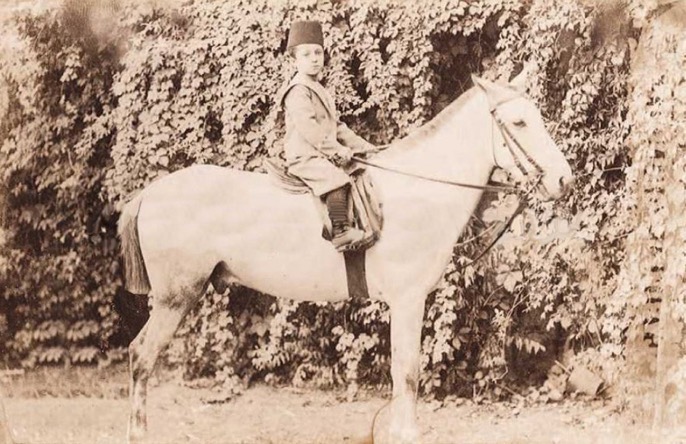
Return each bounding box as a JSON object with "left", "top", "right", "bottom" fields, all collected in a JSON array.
[{"left": 277, "top": 72, "right": 372, "bottom": 165}]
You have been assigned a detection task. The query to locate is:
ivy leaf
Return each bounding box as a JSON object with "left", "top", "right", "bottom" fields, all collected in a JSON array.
[{"left": 503, "top": 271, "right": 523, "bottom": 292}]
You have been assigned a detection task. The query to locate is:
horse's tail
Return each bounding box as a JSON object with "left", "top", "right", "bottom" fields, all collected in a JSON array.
[{"left": 118, "top": 193, "right": 151, "bottom": 295}]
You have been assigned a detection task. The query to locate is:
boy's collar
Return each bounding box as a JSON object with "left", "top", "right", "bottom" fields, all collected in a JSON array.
[
  {"left": 293, "top": 72, "right": 321, "bottom": 85},
  {"left": 290, "top": 73, "right": 335, "bottom": 117},
  {"left": 276, "top": 72, "right": 336, "bottom": 118}
]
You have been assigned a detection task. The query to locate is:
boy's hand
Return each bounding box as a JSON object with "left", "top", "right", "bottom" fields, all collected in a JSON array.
[
  {"left": 330, "top": 149, "right": 353, "bottom": 168},
  {"left": 353, "top": 142, "right": 381, "bottom": 156},
  {"left": 320, "top": 137, "right": 353, "bottom": 167}
]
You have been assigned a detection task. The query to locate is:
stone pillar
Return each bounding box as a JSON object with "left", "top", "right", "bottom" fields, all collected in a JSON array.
[
  {"left": 645, "top": 0, "right": 686, "bottom": 439},
  {"left": 653, "top": 306, "right": 686, "bottom": 432},
  {"left": 624, "top": 0, "right": 686, "bottom": 439}
]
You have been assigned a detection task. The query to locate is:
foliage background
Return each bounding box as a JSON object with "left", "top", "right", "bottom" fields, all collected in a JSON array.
[{"left": 1, "top": 0, "right": 683, "bottom": 406}]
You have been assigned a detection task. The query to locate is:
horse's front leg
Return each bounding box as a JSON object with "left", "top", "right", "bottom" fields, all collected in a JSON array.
[{"left": 388, "top": 295, "right": 426, "bottom": 444}]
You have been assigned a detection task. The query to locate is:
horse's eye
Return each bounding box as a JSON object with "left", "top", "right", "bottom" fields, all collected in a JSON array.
[{"left": 513, "top": 120, "right": 527, "bottom": 128}]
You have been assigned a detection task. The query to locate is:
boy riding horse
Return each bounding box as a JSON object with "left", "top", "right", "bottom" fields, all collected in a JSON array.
[{"left": 277, "top": 20, "right": 378, "bottom": 252}]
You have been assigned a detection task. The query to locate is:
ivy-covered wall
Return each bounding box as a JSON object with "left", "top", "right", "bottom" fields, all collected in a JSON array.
[{"left": 1, "top": 0, "right": 682, "bottom": 401}]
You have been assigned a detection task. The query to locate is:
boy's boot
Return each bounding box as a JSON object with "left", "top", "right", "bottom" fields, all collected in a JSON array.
[{"left": 325, "top": 186, "right": 364, "bottom": 252}]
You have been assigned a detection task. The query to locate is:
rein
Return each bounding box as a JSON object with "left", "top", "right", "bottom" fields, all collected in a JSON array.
[
  {"left": 460, "top": 174, "right": 541, "bottom": 267},
  {"left": 352, "top": 156, "right": 515, "bottom": 194}
]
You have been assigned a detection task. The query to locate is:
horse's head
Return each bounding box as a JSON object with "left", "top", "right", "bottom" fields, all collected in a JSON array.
[{"left": 472, "top": 71, "right": 574, "bottom": 200}]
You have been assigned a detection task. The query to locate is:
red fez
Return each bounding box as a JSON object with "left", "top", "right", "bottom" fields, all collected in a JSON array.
[{"left": 287, "top": 20, "right": 324, "bottom": 50}]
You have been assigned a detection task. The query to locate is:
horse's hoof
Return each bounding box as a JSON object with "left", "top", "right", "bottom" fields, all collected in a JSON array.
[
  {"left": 128, "top": 427, "right": 146, "bottom": 444},
  {"left": 349, "top": 433, "right": 374, "bottom": 444},
  {"left": 389, "top": 428, "right": 420, "bottom": 444}
]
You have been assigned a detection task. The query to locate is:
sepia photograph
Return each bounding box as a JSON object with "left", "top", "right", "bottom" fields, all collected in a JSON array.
[{"left": 1, "top": 0, "right": 685, "bottom": 442}]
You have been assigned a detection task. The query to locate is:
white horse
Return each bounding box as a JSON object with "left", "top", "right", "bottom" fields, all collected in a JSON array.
[{"left": 119, "top": 72, "right": 573, "bottom": 444}]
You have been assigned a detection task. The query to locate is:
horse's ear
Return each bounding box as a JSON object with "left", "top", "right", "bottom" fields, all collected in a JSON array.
[
  {"left": 473, "top": 74, "right": 521, "bottom": 108},
  {"left": 509, "top": 65, "right": 531, "bottom": 93},
  {"left": 471, "top": 74, "right": 487, "bottom": 90}
]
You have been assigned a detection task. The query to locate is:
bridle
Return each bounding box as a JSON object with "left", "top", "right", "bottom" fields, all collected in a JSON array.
[
  {"left": 465, "top": 100, "right": 545, "bottom": 264},
  {"left": 489, "top": 101, "right": 545, "bottom": 178},
  {"left": 353, "top": 94, "right": 547, "bottom": 264}
]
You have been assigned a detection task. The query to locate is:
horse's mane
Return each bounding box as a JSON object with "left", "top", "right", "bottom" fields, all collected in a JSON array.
[{"left": 385, "top": 86, "right": 478, "bottom": 154}]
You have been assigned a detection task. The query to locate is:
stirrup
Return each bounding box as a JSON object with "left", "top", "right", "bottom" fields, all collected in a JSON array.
[{"left": 332, "top": 227, "right": 365, "bottom": 252}]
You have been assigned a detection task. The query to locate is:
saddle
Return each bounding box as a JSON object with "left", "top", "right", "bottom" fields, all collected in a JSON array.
[
  {"left": 264, "top": 159, "right": 383, "bottom": 247},
  {"left": 264, "top": 158, "right": 383, "bottom": 301}
]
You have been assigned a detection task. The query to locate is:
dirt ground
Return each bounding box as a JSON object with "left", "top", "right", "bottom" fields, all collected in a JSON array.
[
  {"left": 1, "top": 367, "right": 656, "bottom": 444},
  {"left": 3, "top": 387, "right": 655, "bottom": 444}
]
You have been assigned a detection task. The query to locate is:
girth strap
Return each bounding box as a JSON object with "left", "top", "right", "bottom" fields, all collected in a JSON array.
[{"left": 344, "top": 249, "right": 369, "bottom": 302}]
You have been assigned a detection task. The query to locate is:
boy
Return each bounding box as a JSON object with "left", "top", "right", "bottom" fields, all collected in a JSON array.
[{"left": 277, "top": 20, "right": 377, "bottom": 252}]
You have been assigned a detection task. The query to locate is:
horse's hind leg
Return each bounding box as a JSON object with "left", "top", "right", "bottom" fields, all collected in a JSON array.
[{"left": 128, "top": 298, "right": 191, "bottom": 443}]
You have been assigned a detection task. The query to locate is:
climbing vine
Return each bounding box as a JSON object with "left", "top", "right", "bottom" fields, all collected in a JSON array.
[{"left": 0, "top": 0, "right": 681, "bottom": 403}]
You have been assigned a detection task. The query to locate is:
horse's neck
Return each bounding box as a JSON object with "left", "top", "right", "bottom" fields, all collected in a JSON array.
[
  {"left": 361, "top": 91, "right": 494, "bottom": 258},
  {"left": 379, "top": 91, "right": 493, "bottom": 215},
  {"left": 382, "top": 92, "right": 492, "bottom": 185}
]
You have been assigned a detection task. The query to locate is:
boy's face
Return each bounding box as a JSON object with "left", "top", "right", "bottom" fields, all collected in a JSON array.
[{"left": 293, "top": 44, "right": 324, "bottom": 77}]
